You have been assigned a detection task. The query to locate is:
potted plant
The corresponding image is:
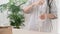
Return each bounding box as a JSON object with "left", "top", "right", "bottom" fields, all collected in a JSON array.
[
  {"left": 0, "top": 0, "right": 27, "bottom": 29},
  {"left": 8, "top": 4, "right": 25, "bottom": 29}
]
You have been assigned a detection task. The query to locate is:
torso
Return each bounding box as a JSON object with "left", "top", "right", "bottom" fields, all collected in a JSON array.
[{"left": 24, "top": 0, "right": 53, "bottom": 32}]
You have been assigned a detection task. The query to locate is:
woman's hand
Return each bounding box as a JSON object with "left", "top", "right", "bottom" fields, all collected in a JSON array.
[
  {"left": 39, "top": 14, "right": 46, "bottom": 20},
  {"left": 47, "top": 14, "right": 57, "bottom": 19},
  {"left": 23, "top": 0, "right": 45, "bottom": 14},
  {"left": 40, "top": 14, "right": 56, "bottom": 20},
  {"left": 34, "top": 0, "right": 45, "bottom": 6}
]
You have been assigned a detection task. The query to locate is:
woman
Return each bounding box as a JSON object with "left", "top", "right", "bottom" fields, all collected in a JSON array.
[{"left": 21, "top": 0, "right": 57, "bottom": 32}]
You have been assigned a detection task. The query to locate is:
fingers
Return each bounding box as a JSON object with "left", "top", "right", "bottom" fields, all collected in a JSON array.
[
  {"left": 47, "top": 14, "right": 56, "bottom": 19},
  {"left": 34, "top": 0, "right": 45, "bottom": 6},
  {"left": 41, "top": 14, "right": 55, "bottom": 19},
  {"left": 39, "top": 0, "right": 45, "bottom": 5},
  {"left": 40, "top": 14, "right": 57, "bottom": 20}
]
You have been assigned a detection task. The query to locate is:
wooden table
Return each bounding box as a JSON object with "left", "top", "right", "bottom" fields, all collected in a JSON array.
[{"left": 0, "top": 26, "right": 12, "bottom": 34}]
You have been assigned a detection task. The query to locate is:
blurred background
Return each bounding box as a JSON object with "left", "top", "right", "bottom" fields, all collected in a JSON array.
[{"left": 0, "top": 0, "right": 60, "bottom": 34}]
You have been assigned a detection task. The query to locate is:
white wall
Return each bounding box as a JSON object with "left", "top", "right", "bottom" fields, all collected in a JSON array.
[
  {"left": 0, "top": 0, "right": 9, "bottom": 5},
  {"left": 0, "top": 0, "right": 10, "bottom": 26},
  {"left": 57, "top": 0, "right": 60, "bottom": 34}
]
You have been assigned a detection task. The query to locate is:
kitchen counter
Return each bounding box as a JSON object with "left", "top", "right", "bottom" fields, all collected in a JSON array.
[{"left": 12, "top": 29, "right": 56, "bottom": 34}]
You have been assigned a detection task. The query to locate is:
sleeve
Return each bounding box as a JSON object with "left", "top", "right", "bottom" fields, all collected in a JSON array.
[{"left": 50, "top": 0, "right": 57, "bottom": 18}]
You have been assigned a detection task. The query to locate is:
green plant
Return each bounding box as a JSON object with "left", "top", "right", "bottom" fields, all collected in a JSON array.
[
  {"left": 8, "top": 4, "right": 25, "bottom": 29},
  {"left": 0, "top": 0, "right": 27, "bottom": 29}
]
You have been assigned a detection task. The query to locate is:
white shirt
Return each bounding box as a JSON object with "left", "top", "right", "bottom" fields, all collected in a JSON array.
[{"left": 21, "top": 0, "right": 57, "bottom": 32}]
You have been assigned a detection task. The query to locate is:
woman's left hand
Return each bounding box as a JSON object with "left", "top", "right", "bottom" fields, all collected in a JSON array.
[
  {"left": 39, "top": 14, "right": 56, "bottom": 20},
  {"left": 47, "top": 14, "right": 56, "bottom": 19}
]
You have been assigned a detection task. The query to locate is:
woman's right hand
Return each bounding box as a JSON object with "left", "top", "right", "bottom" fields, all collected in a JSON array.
[
  {"left": 39, "top": 14, "right": 46, "bottom": 20},
  {"left": 34, "top": 0, "right": 45, "bottom": 6}
]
